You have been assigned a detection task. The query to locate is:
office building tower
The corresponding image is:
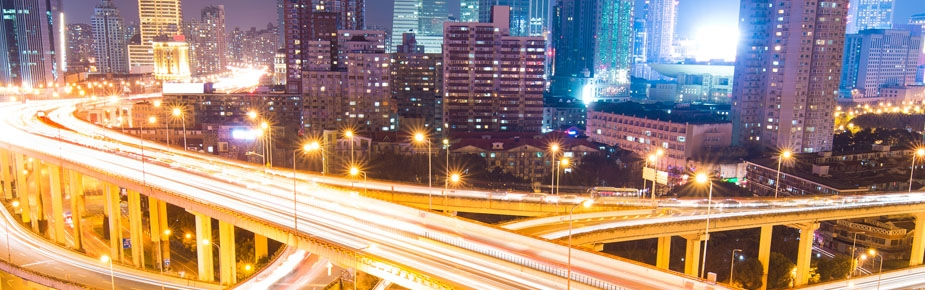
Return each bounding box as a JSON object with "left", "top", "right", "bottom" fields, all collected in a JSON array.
[
  {"left": 0, "top": 0, "right": 64, "bottom": 88},
  {"left": 911, "top": 14, "right": 925, "bottom": 66},
  {"left": 645, "top": 0, "right": 677, "bottom": 63},
  {"left": 283, "top": 0, "right": 365, "bottom": 93},
  {"left": 67, "top": 24, "right": 95, "bottom": 73},
  {"left": 391, "top": 0, "right": 419, "bottom": 52},
  {"left": 527, "top": 0, "right": 550, "bottom": 37},
  {"left": 392, "top": 33, "right": 443, "bottom": 130},
  {"left": 421, "top": 0, "right": 449, "bottom": 35},
  {"left": 391, "top": 0, "right": 447, "bottom": 54},
  {"left": 443, "top": 6, "right": 545, "bottom": 132},
  {"left": 595, "top": 0, "right": 634, "bottom": 99},
  {"left": 187, "top": 5, "right": 226, "bottom": 76},
  {"left": 302, "top": 30, "right": 392, "bottom": 133},
  {"left": 129, "top": 0, "right": 182, "bottom": 73},
  {"left": 840, "top": 29, "right": 921, "bottom": 101},
  {"left": 846, "top": 0, "right": 894, "bottom": 34},
  {"left": 632, "top": 18, "right": 647, "bottom": 63},
  {"left": 731, "top": 0, "right": 849, "bottom": 153},
  {"left": 478, "top": 0, "right": 530, "bottom": 36},
  {"left": 460, "top": 0, "right": 479, "bottom": 22},
  {"left": 550, "top": 0, "right": 596, "bottom": 97},
  {"left": 152, "top": 34, "right": 191, "bottom": 81},
  {"left": 92, "top": 0, "right": 129, "bottom": 73}
]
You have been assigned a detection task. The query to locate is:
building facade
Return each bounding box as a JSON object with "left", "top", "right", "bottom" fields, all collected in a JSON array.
[
  {"left": 594, "top": 0, "right": 634, "bottom": 100},
  {"left": 460, "top": 0, "right": 479, "bottom": 22},
  {"left": 0, "top": 0, "right": 64, "bottom": 88},
  {"left": 283, "top": 0, "right": 365, "bottom": 93},
  {"left": 644, "top": 0, "right": 678, "bottom": 63},
  {"left": 846, "top": 0, "right": 894, "bottom": 34},
  {"left": 152, "top": 35, "right": 191, "bottom": 81},
  {"left": 187, "top": 5, "right": 226, "bottom": 76},
  {"left": 129, "top": 0, "right": 182, "bottom": 72},
  {"left": 731, "top": 0, "right": 849, "bottom": 153},
  {"left": 392, "top": 33, "right": 443, "bottom": 131},
  {"left": 443, "top": 6, "right": 545, "bottom": 132},
  {"left": 67, "top": 24, "right": 96, "bottom": 73},
  {"left": 91, "top": 0, "right": 129, "bottom": 73},
  {"left": 840, "top": 29, "right": 921, "bottom": 102}
]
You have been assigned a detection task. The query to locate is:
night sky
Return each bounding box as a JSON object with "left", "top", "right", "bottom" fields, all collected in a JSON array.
[{"left": 64, "top": 0, "right": 924, "bottom": 38}]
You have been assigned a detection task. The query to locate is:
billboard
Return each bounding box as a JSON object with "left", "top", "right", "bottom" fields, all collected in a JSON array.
[{"left": 162, "top": 83, "right": 205, "bottom": 94}]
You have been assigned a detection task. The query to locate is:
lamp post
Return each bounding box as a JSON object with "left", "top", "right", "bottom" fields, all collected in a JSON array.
[
  {"left": 293, "top": 143, "right": 312, "bottom": 232},
  {"left": 567, "top": 199, "right": 594, "bottom": 290},
  {"left": 647, "top": 149, "right": 664, "bottom": 200},
  {"left": 550, "top": 144, "right": 559, "bottom": 195},
  {"left": 172, "top": 107, "right": 186, "bottom": 151},
  {"left": 909, "top": 148, "right": 925, "bottom": 192},
  {"left": 774, "top": 150, "right": 792, "bottom": 198},
  {"left": 202, "top": 239, "right": 228, "bottom": 285},
  {"left": 345, "top": 130, "right": 355, "bottom": 165},
  {"left": 695, "top": 173, "right": 714, "bottom": 278},
  {"left": 868, "top": 249, "right": 884, "bottom": 290},
  {"left": 349, "top": 167, "right": 368, "bottom": 195},
  {"left": 729, "top": 249, "right": 742, "bottom": 286},
  {"left": 307, "top": 141, "right": 325, "bottom": 175},
  {"left": 156, "top": 229, "right": 171, "bottom": 290},
  {"left": 557, "top": 158, "right": 570, "bottom": 197},
  {"left": 414, "top": 132, "right": 433, "bottom": 209},
  {"left": 100, "top": 255, "right": 115, "bottom": 290},
  {"left": 443, "top": 138, "right": 450, "bottom": 186},
  {"left": 849, "top": 231, "right": 865, "bottom": 278},
  {"left": 445, "top": 173, "right": 460, "bottom": 209},
  {"left": 261, "top": 121, "right": 271, "bottom": 167}
]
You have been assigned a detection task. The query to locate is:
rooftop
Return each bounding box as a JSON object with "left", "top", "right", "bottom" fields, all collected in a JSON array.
[{"left": 590, "top": 101, "right": 730, "bottom": 124}]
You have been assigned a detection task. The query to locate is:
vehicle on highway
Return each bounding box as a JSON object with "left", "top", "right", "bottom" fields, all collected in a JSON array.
[
  {"left": 522, "top": 193, "right": 548, "bottom": 202},
  {"left": 589, "top": 187, "right": 642, "bottom": 199}
]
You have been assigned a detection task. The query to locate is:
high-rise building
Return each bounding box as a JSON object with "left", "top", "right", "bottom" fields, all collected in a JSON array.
[
  {"left": 129, "top": 0, "right": 182, "bottom": 73},
  {"left": 443, "top": 6, "right": 545, "bottom": 132},
  {"left": 391, "top": 0, "right": 447, "bottom": 54},
  {"left": 632, "top": 17, "right": 647, "bottom": 63},
  {"left": 421, "top": 0, "right": 449, "bottom": 35},
  {"left": 67, "top": 24, "right": 95, "bottom": 73},
  {"left": 460, "top": 0, "right": 479, "bottom": 22},
  {"left": 301, "top": 30, "right": 393, "bottom": 133},
  {"left": 391, "top": 0, "right": 419, "bottom": 52},
  {"left": 0, "top": 0, "right": 64, "bottom": 88},
  {"left": 187, "top": 5, "right": 226, "bottom": 76},
  {"left": 550, "top": 0, "right": 596, "bottom": 97},
  {"left": 731, "top": 0, "right": 849, "bottom": 153},
  {"left": 645, "top": 0, "right": 677, "bottom": 63},
  {"left": 846, "top": 0, "right": 894, "bottom": 34},
  {"left": 152, "top": 34, "right": 191, "bottom": 81},
  {"left": 478, "top": 0, "right": 530, "bottom": 36},
  {"left": 911, "top": 14, "right": 925, "bottom": 67},
  {"left": 840, "top": 29, "right": 921, "bottom": 101},
  {"left": 92, "top": 0, "right": 129, "bottom": 73},
  {"left": 527, "top": 0, "right": 550, "bottom": 37},
  {"left": 595, "top": 0, "right": 634, "bottom": 99},
  {"left": 283, "top": 0, "right": 365, "bottom": 93},
  {"left": 392, "top": 33, "right": 443, "bottom": 130}
]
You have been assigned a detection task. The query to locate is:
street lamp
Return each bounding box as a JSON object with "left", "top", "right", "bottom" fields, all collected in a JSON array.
[
  {"left": 445, "top": 173, "right": 460, "bottom": 208},
  {"left": 349, "top": 167, "right": 368, "bottom": 195},
  {"left": 172, "top": 107, "right": 187, "bottom": 151},
  {"left": 647, "top": 148, "right": 664, "bottom": 200},
  {"left": 567, "top": 199, "right": 593, "bottom": 290},
  {"left": 849, "top": 231, "right": 865, "bottom": 278},
  {"left": 345, "top": 130, "right": 355, "bottom": 165},
  {"left": 100, "top": 254, "right": 115, "bottom": 290},
  {"left": 695, "top": 173, "right": 714, "bottom": 278},
  {"left": 202, "top": 239, "right": 229, "bottom": 285},
  {"left": 306, "top": 141, "right": 325, "bottom": 175},
  {"left": 729, "top": 249, "right": 742, "bottom": 286},
  {"left": 550, "top": 143, "right": 560, "bottom": 195},
  {"left": 557, "top": 158, "right": 570, "bottom": 197},
  {"left": 774, "top": 150, "right": 792, "bottom": 198},
  {"left": 910, "top": 148, "right": 925, "bottom": 192},
  {"left": 414, "top": 132, "right": 433, "bottom": 210},
  {"left": 293, "top": 143, "right": 313, "bottom": 233},
  {"left": 867, "top": 249, "right": 884, "bottom": 290},
  {"left": 261, "top": 121, "right": 271, "bottom": 167}
]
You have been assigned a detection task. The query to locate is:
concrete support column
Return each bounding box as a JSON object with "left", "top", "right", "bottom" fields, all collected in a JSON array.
[
  {"left": 148, "top": 197, "right": 170, "bottom": 270},
  {"left": 254, "top": 233, "right": 268, "bottom": 261},
  {"left": 27, "top": 159, "right": 42, "bottom": 232},
  {"left": 910, "top": 213, "right": 925, "bottom": 266},
  {"left": 218, "top": 221, "right": 236, "bottom": 285},
  {"left": 792, "top": 222, "right": 819, "bottom": 287},
  {"left": 1, "top": 149, "right": 12, "bottom": 200},
  {"left": 127, "top": 190, "right": 145, "bottom": 268},
  {"left": 194, "top": 212, "right": 214, "bottom": 282},
  {"left": 47, "top": 164, "right": 66, "bottom": 244},
  {"left": 758, "top": 225, "right": 772, "bottom": 290},
  {"left": 14, "top": 154, "right": 31, "bottom": 225},
  {"left": 67, "top": 170, "right": 84, "bottom": 250},
  {"left": 656, "top": 236, "right": 672, "bottom": 270},
  {"left": 682, "top": 234, "right": 705, "bottom": 277},
  {"left": 104, "top": 184, "right": 123, "bottom": 262}
]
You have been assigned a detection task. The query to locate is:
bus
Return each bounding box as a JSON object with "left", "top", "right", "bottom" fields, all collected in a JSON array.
[{"left": 589, "top": 187, "right": 642, "bottom": 199}]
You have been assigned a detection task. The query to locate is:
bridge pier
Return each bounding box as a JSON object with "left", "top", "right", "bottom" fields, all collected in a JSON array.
[
  {"left": 910, "top": 213, "right": 925, "bottom": 266},
  {"left": 28, "top": 158, "right": 44, "bottom": 232},
  {"left": 14, "top": 154, "right": 32, "bottom": 226},
  {"left": 791, "top": 222, "right": 819, "bottom": 287},
  {"left": 104, "top": 183, "right": 124, "bottom": 262},
  {"left": 148, "top": 197, "right": 170, "bottom": 270},
  {"left": 67, "top": 170, "right": 84, "bottom": 250},
  {"left": 255, "top": 233, "right": 268, "bottom": 261},
  {"left": 193, "top": 211, "right": 215, "bottom": 282},
  {"left": 682, "top": 233, "right": 705, "bottom": 277},
  {"left": 219, "top": 221, "right": 236, "bottom": 285},
  {"left": 1, "top": 149, "right": 12, "bottom": 200},
  {"left": 656, "top": 236, "right": 671, "bottom": 270},
  {"left": 47, "top": 164, "right": 66, "bottom": 245},
  {"left": 127, "top": 190, "right": 145, "bottom": 268},
  {"left": 758, "top": 225, "right": 772, "bottom": 290}
]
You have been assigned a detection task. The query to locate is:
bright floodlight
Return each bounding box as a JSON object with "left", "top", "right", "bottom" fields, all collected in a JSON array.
[
  {"left": 782, "top": 150, "right": 792, "bottom": 158},
  {"left": 247, "top": 111, "right": 257, "bottom": 119},
  {"left": 201, "top": 239, "right": 210, "bottom": 246},
  {"left": 172, "top": 108, "right": 181, "bottom": 116},
  {"left": 648, "top": 154, "right": 657, "bottom": 162},
  {"left": 581, "top": 199, "right": 593, "bottom": 208},
  {"left": 695, "top": 173, "right": 709, "bottom": 184},
  {"left": 345, "top": 130, "right": 353, "bottom": 138},
  {"left": 656, "top": 149, "right": 664, "bottom": 156},
  {"left": 560, "top": 158, "right": 570, "bottom": 167},
  {"left": 414, "top": 132, "right": 425, "bottom": 142},
  {"left": 100, "top": 255, "right": 111, "bottom": 263},
  {"left": 148, "top": 116, "right": 156, "bottom": 123},
  {"left": 350, "top": 167, "right": 359, "bottom": 176},
  {"left": 450, "top": 173, "right": 461, "bottom": 183},
  {"left": 550, "top": 144, "right": 560, "bottom": 152},
  {"left": 917, "top": 148, "right": 925, "bottom": 156}
]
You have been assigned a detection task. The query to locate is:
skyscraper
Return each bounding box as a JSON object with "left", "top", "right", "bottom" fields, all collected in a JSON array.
[
  {"left": 840, "top": 29, "right": 921, "bottom": 100},
  {"left": 391, "top": 0, "right": 420, "bottom": 52},
  {"left": 478, "top": 0, "right": 530, "bottom": 36},
  {"left": 645, "top": 0, "right": 677, "bottom": 63},
  {"left": 595, "top": 0, "right": 634, "bottom": 99},
  {"left": 731, "top": 0, "right": 849, "bottom": 153},
  {"left": 92, "top": 0, "right": 129, "bottom": 73},
  {"left": 845, "top": 0, "right": 894, "bottom": 34},
  {"left": 0, "top": 0, "right": 64, "bottom": 89},
  {"left": 187, "top": 5, "right": 226, "bottom": 76},
  {"left": 129, "top": 0, "right": 182, "bottom": 72},
  {"left": 443, "top": 6, "right": 545, "bottom": 132},
  {"left": 527, "top": 0, "right": 550, "bottom": 37},
  {"left": 391, "top": 0, "right": 448, "bottom": 53},
  {"left": 550, "top": 0, "right": 596, "bottom": 97},
  {"left": 392, "top": 33, "right": 443, "bottom": 130},
  {"left": 420, "top": 0, "right": 448, "bottom": 35},
  {"left": 283, "top": 0, "right": 365, "bottom": 93},
  {"left": 67, "top": 24, "right": 95, "bottom": 73},
  {"left": 460, "top": 0, "right": 479, "bottom": 22}
]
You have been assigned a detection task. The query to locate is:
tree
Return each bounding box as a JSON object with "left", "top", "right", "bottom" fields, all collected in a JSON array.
[
  {"left": 815, "top": 254, "right": 851, "bottom": 282},
  {"left": 767, "top": 252, "right": 795, "bottom": 290},
  {"left": 732, "top": 257, "right": 764, "bottom": 290}
]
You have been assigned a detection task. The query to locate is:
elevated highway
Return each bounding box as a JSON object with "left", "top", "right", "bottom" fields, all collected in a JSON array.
[{"left": 1, "top": 98, "right": 723, "bottom": 289}]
